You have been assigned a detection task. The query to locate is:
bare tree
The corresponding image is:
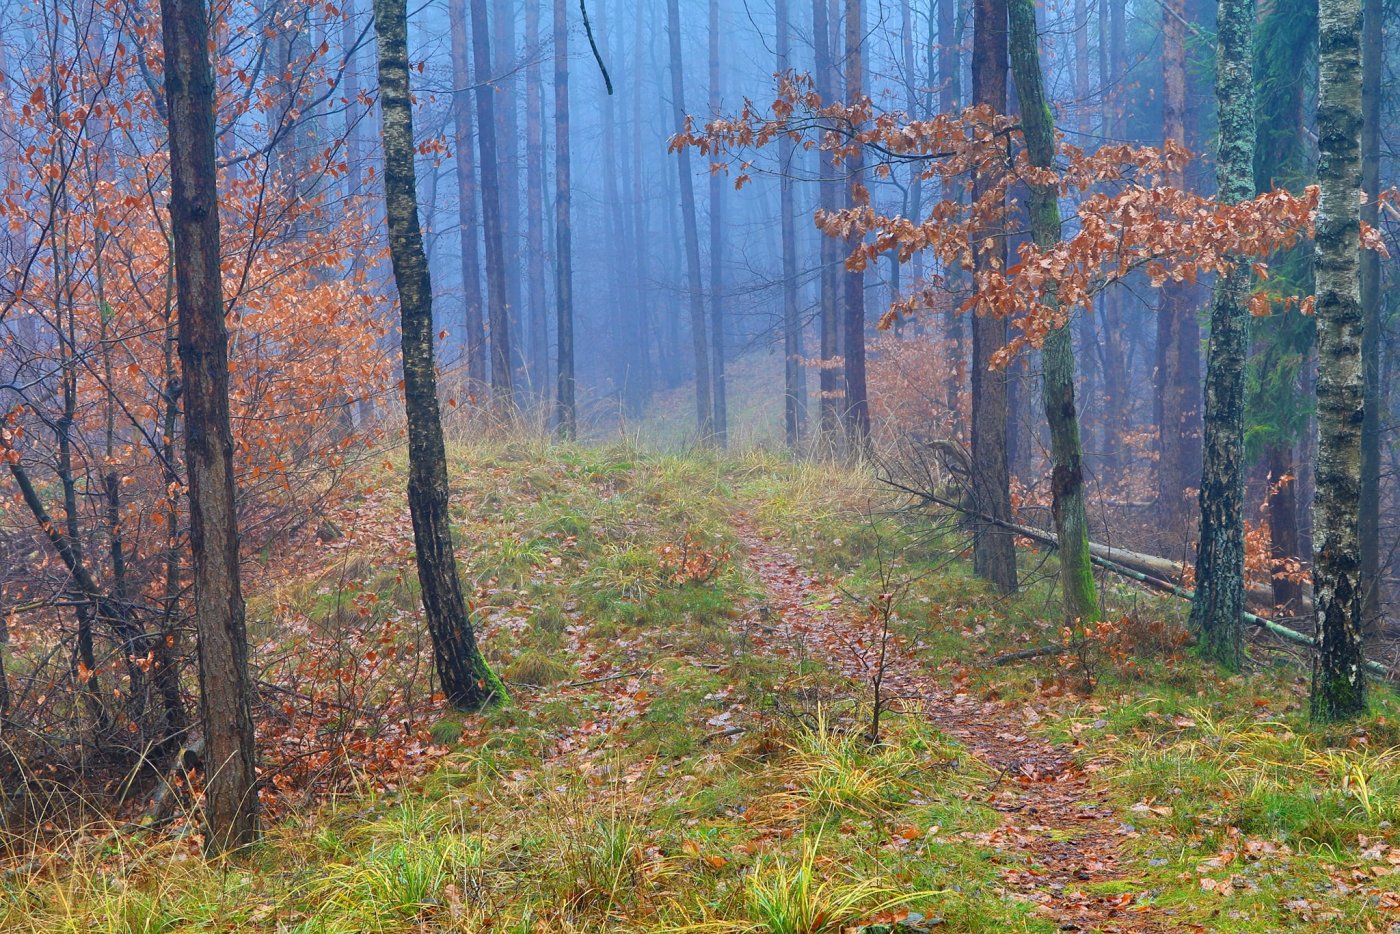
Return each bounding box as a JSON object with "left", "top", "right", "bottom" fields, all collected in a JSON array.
[
  {"left": 374, "top": 0, "right": 506, "bottom": 710},
  {"left": 159, "top": 0, "right": 259, "bottom": 854}
]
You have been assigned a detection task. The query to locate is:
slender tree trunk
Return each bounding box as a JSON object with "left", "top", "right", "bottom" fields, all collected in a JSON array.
[
  {"left": 667, "top": 0, "right": 714, "bottom": 439},
  {"left": 843, "top": 0, "right": 871, "bottom": 449},
  {"left": 630, "top": 4, "right": 655, "bottom": 411},
  {"left": 939, "top": 0, "right": 965, "bottom": 432},
  {"left": 1008, "top": 0, "right": 1097, "bottom": 624},
  {"left": 777, "top": 0, "right": 806, "bottom": 447},
  {"left": 554, "top": 0, "right": 575, "bottom": 438},
  {"left": 1154, "top": 0, "right": 1202, "bottom": 532},
  {"left": 159, "top": 0, "right": 259, "bottom": 854},
  {"left": 1311, "top": 0, "right": 1366, "bottom": 721},
  {"left": 814, "top": 0, "right": 843, "bottom": 451},
  {"left": 969, "top": 0, "right": 1018, "bottom": 593},
  {"left": 1099, "top": 0, "right": 1129, "bottom": 474},
  {"left": 708, "top": 0, "right": 728, "bottom": 444},
  {"left": 1189, "top": 0, "right": 1255, "bottom": 670},
  {"left": 1359, "top": 0, "right": 1382, "bottom": 630},
  {"left": 470, "top": 0, "right": 515, "bottom": 405},
  {"left": 493, "top": 0, "right": 525, "bottom": 381},
  {"left": 525, "top": 0, "right": 548, "bottom": 400},
  {"left": 375, "top": 0, "right": 507, "bottom": 712},
  {"left": 449, "top": 0, "right": 487, "bottom": 388}
]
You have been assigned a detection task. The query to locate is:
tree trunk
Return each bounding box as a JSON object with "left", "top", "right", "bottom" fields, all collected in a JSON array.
[
  {"left": 709, "top": 0, "right": 728, "bottom": 444},
  {"left": 1311, "top": 0, "right": 1366, "bottom": 721},
  {"left": 1154, "top": 0, "right": 1202, "bottom": 533},
  {"left": 1189, "top": 0, "right": 1255, "bottom": 670},
  {"left": 969, "top": 0, "right": 1018, "bottom": 593},
  {"left": 159, "top": 0, "right": 259, "bottom": 854},
  {"left": 554, "top": 0, "right": 575, "bottom": 438},
  {"left": 813, "top": 0, "right": 843, "bottom": 452},
  {"left": 524, "top": 0, "right": 548, "bottom": 400},
  {"left": 493, "top": 0, "right": 525, "bottom": 382},
  {"left": 1359, "top": 0, "right": 1382, "bottom": 630},
  {"left": 449, "top": 0, "right": 487, "bottom": 388},
  {"left": 630, "top": 5, "right": 655, "bottom": 411},
  {"left": 939, "top": 0, "right": 965, "bottom": 431},
  {"left": 375, "top": 0, "right": 507, "bottom": 712},
  {"left": 667, "top": 0, "right": 714, "bottom": 439},
  {"left": 777, "top": 0, "right": 807, "bottom": 448},
  {"left": 470, "top": 0, "right": 515, "bottom": 406},
  {"left": 843, "top": 0, "right": 871, "bottom": 449},
  {"left": 1008, "top": 0, "right": 1098, "bottom": 624}
]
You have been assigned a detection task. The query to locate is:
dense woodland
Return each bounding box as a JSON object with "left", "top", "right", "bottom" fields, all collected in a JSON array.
[{"left": 2, "top": 0, "right": 1400, "bottom": 928}]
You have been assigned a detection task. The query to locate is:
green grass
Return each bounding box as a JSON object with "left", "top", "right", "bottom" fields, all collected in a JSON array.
[{"left": 10, "top": 438, "right": 1399, "bottom": 932}]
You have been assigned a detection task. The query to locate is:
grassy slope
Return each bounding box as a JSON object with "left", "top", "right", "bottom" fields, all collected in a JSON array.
[{"left": 8, "top": 441, "right": 1400, "bottom": 932}]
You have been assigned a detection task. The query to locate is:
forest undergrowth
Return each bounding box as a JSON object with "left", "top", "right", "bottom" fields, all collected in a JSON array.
[{"left": 5, "top": 440, "right": 1400, "bottom": 932}]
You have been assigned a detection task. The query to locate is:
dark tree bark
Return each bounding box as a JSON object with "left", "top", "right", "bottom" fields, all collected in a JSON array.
[
  {"left": 470, "top": 0, "right": 515, "bottom": 405},
  {"left": 1311, "top": 0, "right": 1366, "bottom": 721},
  {"left": 374, "top": 0, "right": 506, "bottom": 711},
  {"left": 666, "top": 0, "right": 714, "bottom": 439},
  {"left": 777, "top": 0, "right": 806, "bottom": 447},
  {"left": 524, "top": 0, "right": 549, "bottom": 398},
  {"left": 159, "top": 0, "right": 259, "bottom": 854},
  {"left": 554, "top": 0, "right": 575, "bottom": 438},
  {"left": 449, "top": 0, "right": 487, "bottom": 388},
  {"left": 1008, "top": 0, "right": 1098, "bottom": 623},
  {"left": 1154, "top": 0, "right": 1202, "bottom": 532},
  {"left": 842, "top": 0, "right": 870, "bottom": 449},
  {"left": 1189, "top": 0, "right": 1255, "bottom": 670},
  {"left": 1359, "top": 0, "right": 1382, "bottom": 629},
  {"left": 708, "top": 0, "right": 728, "bottom": 445},
  {"left": 969, "top": 0, "right": 1018, "bottom": 593}
]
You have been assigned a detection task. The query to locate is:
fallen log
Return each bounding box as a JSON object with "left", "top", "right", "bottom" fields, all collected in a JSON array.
[{"left": 881, "top": 479, "right": 1390, "bottom": 681}]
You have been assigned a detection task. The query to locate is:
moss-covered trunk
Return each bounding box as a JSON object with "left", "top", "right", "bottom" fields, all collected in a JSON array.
[
  {"left": 1311, "top": 0, "right": 1367, "bottom": 721},
  {"left": 375, "top": 0, "right": 506, "bottom": 712},
  {"left": 1188, "top": 0, "right": 1255, "bottom": 670},
  {"left": 1007, "top": 0, "right": 1098, "bottom": 624}
]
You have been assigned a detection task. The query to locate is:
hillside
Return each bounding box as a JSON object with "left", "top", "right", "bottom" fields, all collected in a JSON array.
[{"left": 8, "top": 442, "right": 1400, "bottom": 933}]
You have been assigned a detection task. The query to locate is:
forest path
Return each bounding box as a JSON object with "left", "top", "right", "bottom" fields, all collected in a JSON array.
[{"left": 732, "top": 513, "right": 1172, "bottom": 934}]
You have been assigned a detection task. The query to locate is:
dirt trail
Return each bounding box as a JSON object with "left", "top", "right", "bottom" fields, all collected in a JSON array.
[{"left": 733, "top": 516, "right": 1173, "bottom": 933}]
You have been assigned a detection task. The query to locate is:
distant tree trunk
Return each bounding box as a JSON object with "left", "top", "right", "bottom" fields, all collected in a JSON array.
[
  {"left": 493, "top": 0, "right": 525, "bottom": 382},
  {"left": 814, "top": 0, "right": 843, "bottom": 451},
  {"left": 1311, "top": 0, "right": 1366, "bottom": 721},
  {"left": 939, "top": 0, "right": 965, "bottom": 431},
  {"left": 1189, "top": 0, "right": 1255, "bottom": 670},
  {"left": 554, "top": 0, "right": 575, "bottom": 438},
  {"left": 1099, "top": 0, "right": 1128, "bottom": 474},
  {"left": 630, "top": 5, "right": 655, "bottom": 410},
  {"left": 525, "top": 0, "right": 548, "bottom": 400},
  {"left": 159, "top": 0, "right": 258, "bottom": 854},
  {"left": 969, "top": 0, "right": 1018, "bottom": 593},
  {"left": 449, "top": 0, "right": 487, "bottom": 388},
  {"left": 708, "top": 0, "right": 728, "bottom": 445},
  {"left": 1359, "top": 0, "right": 1382, "bottom": 630},
  {"left": 1008, "top": 0, "right": 1097, "bottom": 624},
  {"left": 777, "top": 0, "right": 806, "bottom": 447},
  {"left": 842, "top": 0, "right": 870, "bottom": 449},
  {"left": 667, "top": 0, "right": 714, "bottom": 439},
  {"left": 375, "top": 0, "right": 507, "bottom": 711},
  {"left": 470, "top": 0, "right": 515, "bottom": 406},
  {"left": 1154, "top": 0, "right": 1202, "bottom": 531}
]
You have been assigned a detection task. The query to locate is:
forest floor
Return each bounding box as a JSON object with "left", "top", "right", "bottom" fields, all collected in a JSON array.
[{"left": 8, "top": 440, "right": 1400, "bottom": 932}]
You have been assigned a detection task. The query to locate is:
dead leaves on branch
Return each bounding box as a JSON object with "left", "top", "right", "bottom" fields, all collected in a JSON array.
[{"left": 673, "top": 75, "right": 1387, "bottom": 366}]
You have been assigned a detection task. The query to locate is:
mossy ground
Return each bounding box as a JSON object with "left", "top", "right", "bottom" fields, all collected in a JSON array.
[{"left": 5, "top": 440, "right": 1399, "bottom": 932}]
